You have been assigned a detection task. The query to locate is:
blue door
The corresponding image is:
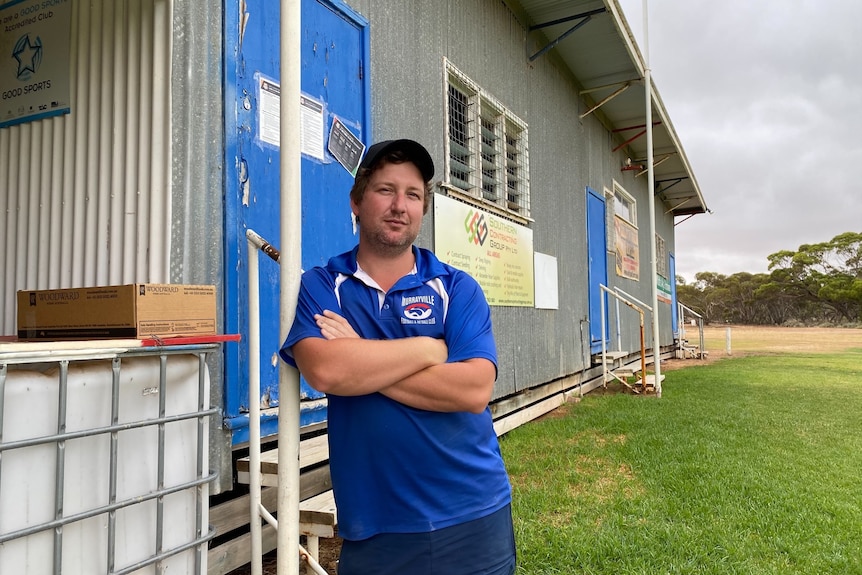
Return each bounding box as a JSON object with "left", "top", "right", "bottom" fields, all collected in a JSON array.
[
  {"left": 586, "top": 187, "right": 608, "bottom": 354},
  {"left": 223, "top": 0, "right": 371, "bottom": 444}
]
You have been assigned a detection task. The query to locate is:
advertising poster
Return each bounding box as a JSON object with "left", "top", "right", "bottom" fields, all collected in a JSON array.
[
  {"left": 434, "top": 194, "right": 534, "bottom": 307},
  {"left": 614, "top": 215, "right": 639, "bottom": 280},
  {"left": 657, "top": 274, "right": 672, "bottom": 304},
  {"left": 655, "top": 233, "right": 668, "bottom": 278},
  {"left": 1, "top": 0, "right": 71, "bottom": 128}
]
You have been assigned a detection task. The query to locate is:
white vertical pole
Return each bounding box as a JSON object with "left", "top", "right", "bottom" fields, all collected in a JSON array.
[
  {"left": 247, "top": 238, "right": 263, "bottom": 575},
  {"left": 600, "top": 285, "right": 608, "bottom": 391},
  {"left": 278, "top": 0, "right": 302, "bottom": 573},
  {"left": 643, "top": 0, "right": 662, "bottom": 397}
]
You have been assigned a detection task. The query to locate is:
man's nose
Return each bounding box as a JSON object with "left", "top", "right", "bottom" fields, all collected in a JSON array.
[{"left": 390, "top": 190, "right": 407, "bottom": 211}]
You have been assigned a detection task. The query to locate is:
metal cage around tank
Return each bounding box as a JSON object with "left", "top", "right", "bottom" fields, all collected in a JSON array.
[{"left": 0, "top": 340, "right": 223, "bottom": 575}]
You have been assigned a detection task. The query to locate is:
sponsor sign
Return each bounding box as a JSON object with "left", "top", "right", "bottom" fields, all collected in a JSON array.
[
  {"left": 434, "top": 193, "right": 534, "bottom": 307},
  {"left": 614, "top": 215, "right": 639, "bottom": 280},
  {"left": 658, "top": 274, "right": 672, "bottom": 304},
  {"left": 1, "top": 0, "right": 71, "bottom": 128}
]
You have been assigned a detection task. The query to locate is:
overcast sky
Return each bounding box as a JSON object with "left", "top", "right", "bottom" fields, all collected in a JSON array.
[{"left": 616, "top": 0, "right": 862, "bottom": 282}]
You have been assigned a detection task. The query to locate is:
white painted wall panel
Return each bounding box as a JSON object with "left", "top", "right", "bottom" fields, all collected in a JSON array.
[{"left": 0, "top": 0, "right": 172, "bottom": 335}]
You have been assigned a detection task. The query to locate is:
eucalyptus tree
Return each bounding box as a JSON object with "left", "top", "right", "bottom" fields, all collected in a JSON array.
[{"left": 764, "top": 232, "right": 862, "bottom": 323}]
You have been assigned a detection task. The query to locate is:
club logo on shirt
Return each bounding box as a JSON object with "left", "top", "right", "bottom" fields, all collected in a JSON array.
[{"left": 401, "top": 295, "right": 436, "bottom": 324}]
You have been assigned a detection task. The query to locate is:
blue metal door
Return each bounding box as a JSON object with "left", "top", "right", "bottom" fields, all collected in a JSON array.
[
  {"left": 586, "top": 187, "right": 608, "bottom": 354},
  {"left": 223, "top": 0, "right": 370, "bottom": 443}
]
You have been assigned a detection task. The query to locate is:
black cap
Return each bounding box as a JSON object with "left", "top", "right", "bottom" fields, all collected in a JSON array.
[{"left": 358, "top": 139, "right": 435, "bottom": 182}]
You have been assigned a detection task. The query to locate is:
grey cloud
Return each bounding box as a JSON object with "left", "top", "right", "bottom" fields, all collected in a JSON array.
[{"left": 618, "top": 0, "right": 862, "bottom": 281}]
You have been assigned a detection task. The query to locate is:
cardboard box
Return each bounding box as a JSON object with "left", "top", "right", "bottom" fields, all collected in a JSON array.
[{"left": 17, "top": 284, "right": 217, "bottom": 340}]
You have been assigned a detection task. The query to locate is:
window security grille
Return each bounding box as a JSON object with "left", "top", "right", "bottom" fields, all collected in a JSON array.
[
  {"left": 505, "top": 120, "right": 529, "bottom": 214},
  {"left": 606, "top": 182, "right": 638, "bottom": 256},
  {"left": 445, "top": 60, "right": 529, "bottom": 219},
  {"left": 447, "top": 83, "right": 474, "bottom": 192},
  {"left": 613, "top": 186, "right": 637, "bottom": 224}
]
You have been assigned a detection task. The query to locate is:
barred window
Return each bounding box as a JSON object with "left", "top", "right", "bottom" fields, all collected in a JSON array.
[
  {"left": 447, "top": 82, "right": 473, "bottom": 191},
  {"left": 505, "top": 119, "right": 528, "bottom": 213},
  {"left": 444, "top": 60, "right": 529, "bottom": 219},
  {"left": 656, "top": 233, "right": 668, "bottom": 278},
  {"left": 614, "top": 187, "right": 636, "bottom": 224},
  {"left": 605, "top": 181, "right": 638, "bottom": 254}
]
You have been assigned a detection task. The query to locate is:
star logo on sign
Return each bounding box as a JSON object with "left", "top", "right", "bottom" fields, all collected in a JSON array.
[{"left": 13, "top": 34, "right": 43, "bottom": 80}]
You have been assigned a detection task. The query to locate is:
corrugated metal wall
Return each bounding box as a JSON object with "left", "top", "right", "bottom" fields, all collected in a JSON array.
[
  {"left": 0, "top": 0, "right": 172, "bottom": 334},
  {"left": 348, "top": 0, "right": 675, "bottom": 398}
]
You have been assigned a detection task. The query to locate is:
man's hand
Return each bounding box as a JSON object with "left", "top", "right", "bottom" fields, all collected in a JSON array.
[
  {"left": 305, "top": 310, "right": 490, "bottom": 413},
  {"left": 315, "top": 309, "right": 448, "bottom": 364},
  {"left": 316, "top": 309, "right": 360, "bottom": 340},
  {"left": 293, "top": 310, "right": 449, "bottom": 397}
]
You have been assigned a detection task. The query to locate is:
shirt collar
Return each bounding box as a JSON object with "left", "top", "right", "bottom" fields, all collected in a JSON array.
[{"left": 328, "top": 245, "right": 449, "bottom": 284}]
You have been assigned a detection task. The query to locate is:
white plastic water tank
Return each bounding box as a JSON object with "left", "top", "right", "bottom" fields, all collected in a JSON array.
[{"left": 0, "top": 349, "right": 210, "bottom": 574}]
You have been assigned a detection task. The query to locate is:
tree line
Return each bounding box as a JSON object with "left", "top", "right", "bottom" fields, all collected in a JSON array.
[{"left": 676, "top": 232, "right": 862, "bottom": 326}]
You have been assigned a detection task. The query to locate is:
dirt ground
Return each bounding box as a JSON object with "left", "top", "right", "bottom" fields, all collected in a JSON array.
[
  {"left": 228, "top": 537, "right": 341, "bottom": 574},
  {"left": 692, "top": 324, "right": 862, "bottom": 356},
  {"left": 630, "top": 324, "right": 862, "bottom": 375},
  {"left": 227, "top": 325, "right": 862, "bottom": 574}
]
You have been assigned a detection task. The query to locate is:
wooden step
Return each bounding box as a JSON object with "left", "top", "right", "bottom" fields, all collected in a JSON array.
[
  {"left": 612, "top": 365, "right": 642, "bottom": 377},
  {"left": 236, "top": 434, "right": 329, "bottom": 486},
  {"left": 592, "top": 351, "right": 628, "bottom": 364},
  {"left": 300, "top": 489, "right": 337, "bottom": 528},
  {"left": 299, "top": 490, "right": 338, "bottom": 574},
  {"left": 635, "top": 374, "right": 666, "bottom": 386}
]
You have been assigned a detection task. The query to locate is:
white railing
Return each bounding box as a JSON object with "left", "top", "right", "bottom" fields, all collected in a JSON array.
[
  {"left": 246, "top": 229, "right": 328, "bottom": 575},
  {"left": 599, "top": 284, "right": 649, "bottom": 391},
  {"left": 677, "top": 302, "right": 706, "bottom": 359}
]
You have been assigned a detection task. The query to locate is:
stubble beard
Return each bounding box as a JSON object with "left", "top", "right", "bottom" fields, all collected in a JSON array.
[{"left": 361, "top": 223, "right": 419, "bottom": 259}]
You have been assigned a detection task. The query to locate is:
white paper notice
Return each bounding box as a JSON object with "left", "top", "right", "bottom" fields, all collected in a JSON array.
[
  {"left": 258, "top": 77, "right": 280, "bottom": 147},
  {"left": 300, "top": 95, "right": 325, "bottom": 160}
]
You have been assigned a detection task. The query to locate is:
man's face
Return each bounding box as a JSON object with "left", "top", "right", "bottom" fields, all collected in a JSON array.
[{"left": 352, "top": 161, "right": 426, "bottom": 256}]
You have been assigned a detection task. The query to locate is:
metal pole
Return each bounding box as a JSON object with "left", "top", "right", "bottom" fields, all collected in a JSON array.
[
  {"left": 600, "top": 285, "right": 608, "bottom": 389},
  {"left": 639, "top": 310, "right": 647, "bottom": 389},
  {"left": 248, "top": 237, "right": 263, "bottom": 575},
  {"left": 643, "top": 0, "right": 662, "bottom": 397},
  {"left": 278, "top": 0, "right": 303, "bottom": 573}
]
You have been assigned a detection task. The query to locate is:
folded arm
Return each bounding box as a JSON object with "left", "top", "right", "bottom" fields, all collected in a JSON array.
[
  {"left": 378, "top": 357, "right": 495, "bottom": 413},
  {"left": 292, "top": 333, "right": 447, "bottom": 397},
  {"left": 291, "top": 309, "right": 495, "bottom": 413}
]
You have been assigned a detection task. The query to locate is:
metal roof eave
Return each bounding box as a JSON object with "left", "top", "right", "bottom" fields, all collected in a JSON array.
[{"left": 511, "top": 0, "right": 709, "bottom": 216}]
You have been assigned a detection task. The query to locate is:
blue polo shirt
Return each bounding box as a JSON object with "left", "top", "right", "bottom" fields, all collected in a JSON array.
[{"left": 280, "top": 246, "right": 511, "bottom": 541}]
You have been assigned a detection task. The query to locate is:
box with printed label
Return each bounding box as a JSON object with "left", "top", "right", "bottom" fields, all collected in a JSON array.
[{"left": 17, "top": 284, "right": 217, "bottom": 340}]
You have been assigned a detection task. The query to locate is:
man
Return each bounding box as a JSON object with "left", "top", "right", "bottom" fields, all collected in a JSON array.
[{"left": 280, "top": 139, "right": 515, "bottom": 575}]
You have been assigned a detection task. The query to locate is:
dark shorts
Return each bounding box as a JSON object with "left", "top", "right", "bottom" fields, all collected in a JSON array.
[{"left": 337, "top": 504, "right": 516, "bottom": 575}]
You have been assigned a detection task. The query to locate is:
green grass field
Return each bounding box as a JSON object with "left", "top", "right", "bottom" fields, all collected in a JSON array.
[{"left": 503, "top": 349, "right": 862, "bottom": 574}]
